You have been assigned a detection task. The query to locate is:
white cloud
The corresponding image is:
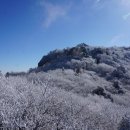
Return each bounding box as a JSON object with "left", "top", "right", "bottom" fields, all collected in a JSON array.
[
  {"left": 96, "top": 0, "right": 101, "bottom": 3},
  {"left": 83, "top": 0, "right": 101, "bottom": 4},
  {"left": 123, "top": 12, "right": 130, "bottom": 20},
  {"left": 82, "top": 0, "right": 104, "bottom": 11},
  {"left": 109, "top": 34, "right": 124, "bottom": 46},
  {"left": 41, "top": 1, "right": 70, "bottom": 28}
]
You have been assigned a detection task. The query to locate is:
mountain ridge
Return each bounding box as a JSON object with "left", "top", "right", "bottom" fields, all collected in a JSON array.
[{"left": 27, "top": 43, "right": 130, "bottom": 101}]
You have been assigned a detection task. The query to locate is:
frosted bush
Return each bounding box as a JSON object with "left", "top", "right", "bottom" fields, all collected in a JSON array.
[{"left": 0, "top": 72, "right": 129, "bottom": 130}]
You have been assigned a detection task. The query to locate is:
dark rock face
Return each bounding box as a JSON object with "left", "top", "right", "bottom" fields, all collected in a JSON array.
[
  {"left": 92, "top": 87, "right": 113, "bottom": 102},
  {"left": 91, "top": 47, "right": 105, "bottom": 58},
  {"left": 38, "top": 43, "right": 89, "bottom": 68},
  {"left": 112, "top": 81, "right": 125, "bottom": 94},
  {"left": 92, "top": 87, "right": 105, "bottom": 96},
  {"left": 118, "top": 117, "right": 130, "bottom": 130},
  {"left": 112, "top": 66, "right": 126, "bottom": 79},
  {"left": 113, "top": 81, "right": 121, "bottom": 90}
]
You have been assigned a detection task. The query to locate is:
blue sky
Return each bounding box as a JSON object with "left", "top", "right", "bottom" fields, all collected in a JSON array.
[{"left": 0, "top": 0, "right": 130, "bottom": 72}]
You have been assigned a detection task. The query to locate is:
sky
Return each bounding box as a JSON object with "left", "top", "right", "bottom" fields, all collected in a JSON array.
[{"left": 0, "top": 0, "right": 130, "bottom": 72}]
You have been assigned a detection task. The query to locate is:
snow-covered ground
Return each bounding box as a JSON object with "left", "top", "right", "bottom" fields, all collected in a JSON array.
[{"left": 1, "top": 43, "right": 130, "bottom": 129}]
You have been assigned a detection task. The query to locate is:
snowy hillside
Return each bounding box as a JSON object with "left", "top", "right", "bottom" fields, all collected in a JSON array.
[
  {"left": 32, "top": 43, "right": 130, "bottom": 103},
  {"left": 1, "top": 43, "right": 130, "bottom": 130}
]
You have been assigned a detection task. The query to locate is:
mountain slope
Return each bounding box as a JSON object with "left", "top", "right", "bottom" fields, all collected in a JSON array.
[
  {"left": 38, "top": 43, "right": 130, "bottom": 73},
  {"left": 31, "top": 44, "right": 130, "bottom": 102},
  {"left": 1, "top": 43, "right": 130, "bottom": 130}
]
